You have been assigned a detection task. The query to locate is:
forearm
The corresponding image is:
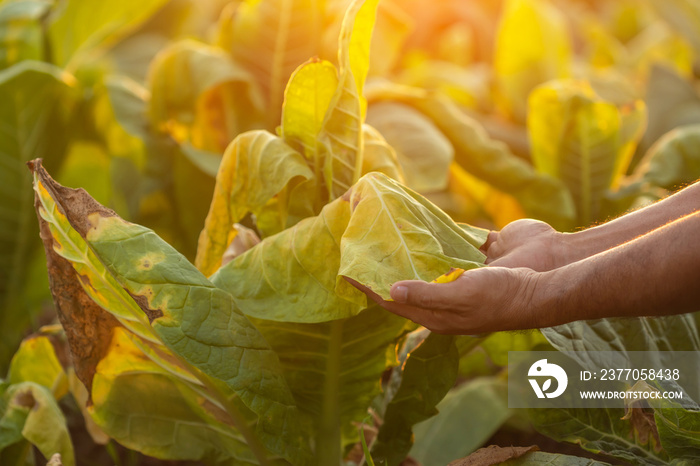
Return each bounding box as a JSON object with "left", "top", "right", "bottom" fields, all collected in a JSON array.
[
  {"left": 533, "top": 210, "right": 700, "bottom": 328},
  {"left": 563, "top": 181, "right": 700, "bottom": 262}
]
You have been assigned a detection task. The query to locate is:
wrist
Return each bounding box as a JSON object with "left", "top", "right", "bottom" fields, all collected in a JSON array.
[
  {"left": 559, "top": 230, "right": 597, "bottom": 266},
  {"left": 526, "top": 266, "right": 579, "bottom": 329}
]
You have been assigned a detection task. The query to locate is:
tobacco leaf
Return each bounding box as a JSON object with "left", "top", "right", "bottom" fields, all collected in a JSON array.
[
  {"left": 222, "top": 0, "right": 324, "bottom": 128},
  {"left": 30, "top": 160, "right": 311, "bottom": 465},
  {"left": 0, "top": 1, "right": 49, "bottom": 69},
  {"left": 195, "top": 130, "right": 315, "bottom": 276},
  {"left": 147, "top": 40, "right": 263, "bottom": 153},
  {"left": 281, "top": 58, "right": 339, "bottom": 172},
  {"left": 47, "top": 0, "right": 170, "bottom": 70},
  {"left": 371, "top": 333, "right": 459, "bottom": 466},
  {"left": 0, "top": 61, "right": 76, "bottom": 373},
  {"left": 0, "top": 382, "right": 75, "bottom": 466},
  {"left": 528, "top": 80, "right": 647, "bottom": 226},
  {"left": 212, "top": 172, "right": 487, "bottom": 323},
  {"left": 366, "top": 101, "right": 453, "bottom": 193},
  {"left": 7, "top": 333, "right": 67, "bottom": 399},
  {"left": 239, "top": 308, "right": 408, "bottom": 454},
  {"left": 409, "top": 377, "right": 510, "bottom": 466},
  {"left": 360, "top": 124, "right": 404, "bottom": 182},
  {"left": 631, "top": 124, "right": 700, "bottom": 191},
  {"left": 536, "top": 313, "right": 700, "bottom": 465},
  {"left": 493, "top": 0, "right": 572, "bottom": 122},
  {"left": 318, "top": 0, "right": 380, "bottom": 200}
]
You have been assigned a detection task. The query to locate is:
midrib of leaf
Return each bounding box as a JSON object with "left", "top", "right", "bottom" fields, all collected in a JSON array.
[
  {"left": 36, "top": 183, "right": 272, "bottom": 465},
  {"left": 317, "top": 319, "right": 343, "bottom": 465},
  {"left": 367, "top": 181, "right": 420, "bottom": 279}
]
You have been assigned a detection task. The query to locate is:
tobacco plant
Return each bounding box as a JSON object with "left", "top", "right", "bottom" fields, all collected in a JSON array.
[{"left": 4, "top": 0, "right": 700, "bottom": 465}]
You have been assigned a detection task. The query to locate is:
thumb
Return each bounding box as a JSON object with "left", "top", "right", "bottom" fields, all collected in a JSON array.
[{"left": 391, "top": 280, "right": 455, "bottom": 310}]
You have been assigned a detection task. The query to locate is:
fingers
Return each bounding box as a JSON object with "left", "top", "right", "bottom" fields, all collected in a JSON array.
[
  {"left": 390, "top": 279, "right": 464, "bottom": 310},
  {"left": 480, "top": 230, "right": 498, "bottom": 253}
]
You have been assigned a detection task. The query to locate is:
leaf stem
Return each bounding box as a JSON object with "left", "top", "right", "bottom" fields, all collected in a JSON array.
[{"left": 317, "top": 319, "right": 344, "bottom": 465}]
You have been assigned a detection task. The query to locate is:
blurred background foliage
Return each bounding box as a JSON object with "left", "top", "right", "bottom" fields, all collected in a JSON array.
[{"left": 2, "top": 0, "right": 700, "bottom": 463}]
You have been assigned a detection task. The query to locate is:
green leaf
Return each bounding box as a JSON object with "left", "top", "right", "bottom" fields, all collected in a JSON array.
[
  {"left": 526, "top": 406, "right": 666, "bottom": 465},
  {"left": 31, "top": 161, "right": 312, "bottom": 465},
  {"left": 494, "top": 0, "right": 572, "bottom": 122},
  {"left": 47, "top": 0, "right": 170, "bottom": 70},
  {"left": 147, "top": 39, "right": 264, "bottom": 153},
  {"left": 645, "top": 390, "right": 700, "bottom": 461},
  {"left": 641, "top": 66, "right": 700, "bottom": 156},
  {"left": 366, "top": 101, "right": 452, "bottom": 193},
  {"left": 537, "top": 314, "right": 700, "bottom": 465},
  {"left": 88, "top": 326, "right": 261, "bottom": 464},
  {"left": 105, "top": 75, "right": 151, "bottom": 140},
  {"left": 0, "top": 0, "right": 50, "bottom": 69},
  {"left": 0, "top": 382, "right": 75, "bottom": 466},
  {"left": 240, "top": 309, "right": 408, "bottom": 461},
  {"left": 528, "top": 80, "right": 647, "bottom": 226},
  {"left": 212, "top": 172, "right": 487, "bottom": 322},
  {"left": 222, "top": 0, "right": 324, "bottom": 128},
  {"left": 371, "top": 333, "right": 459, "bottom": 466},
  {"left": 318, "top": 0, "right": 380, "bottom": 200},
  {"left": 0, "top": 61, "right": 76, "bottom": 373},
  {"left": 408, "top": 377, "right": 511, "bottom": 466},
  {"left": 195, "top": 130, "right": 315, "bottom": 276},
  {"left": 633, "top": 124, "right": 700, "bottom": 190}
]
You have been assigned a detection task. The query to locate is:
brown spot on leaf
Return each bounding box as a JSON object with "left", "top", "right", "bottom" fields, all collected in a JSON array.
[
  {"left": 128, "top": 291, "right": 163, "bottom": 323},
  {"left": 624, "top": 406, "right": 662, "bottom": 451},
  {"left": 14, "top": 390, "right": 36, "bottom": 410},
  {"left": 448, "top": 445, "right": 539, "bottom": 466},
  {"left": 28, "top": 159, "right": 117, "bottom": 238},
  {"left": 340, "top": 187, "right": 362, "bottom": 209},
  {"left": 32, "top": 160, "right": 120, "bottom": 403}
]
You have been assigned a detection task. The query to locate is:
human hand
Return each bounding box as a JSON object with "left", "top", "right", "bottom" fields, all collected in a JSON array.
[
  {"left": 346, "top": 266, "right": 545, "bottom": 335},
  {"left": 485, "top": 219, "right": 569, "bottom": 271}
]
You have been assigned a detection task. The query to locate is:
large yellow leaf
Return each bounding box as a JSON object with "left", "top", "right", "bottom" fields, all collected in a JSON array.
[
  {"left": 212, "top": 172, "right": 487, "bottom": 323},
  {"left": 494, "top": 0, "right": 572, "bottom": 122},
  {"left": 195, "top": 130, "right": 314, "bottom": 276},
  {"left": 528, "top": 80, "right": 647, "bottom": 226},
  {"left": 318, "top": 0, "right": 381, "bottom": 199},
  {"left": 222, "top": 0, "right": 324, "bottom": 128},
  {"left": 281, "top": 58, "right": 339, "bottom": 177}
]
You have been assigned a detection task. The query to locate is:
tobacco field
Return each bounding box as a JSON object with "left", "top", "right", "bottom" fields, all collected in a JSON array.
[{"left": 2, "top": 0, "right": 700, "bottom": 464}]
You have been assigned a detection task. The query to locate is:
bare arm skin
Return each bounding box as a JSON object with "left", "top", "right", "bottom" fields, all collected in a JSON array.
[
  {"left": 487, "top": 181, "right": 700, "bottom": 271},
  {"left": 351, "top": 210, "right": 700, "bottom": 335}
]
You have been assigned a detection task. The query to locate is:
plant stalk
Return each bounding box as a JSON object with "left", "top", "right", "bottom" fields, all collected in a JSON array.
[{"left": 317, "top": 319, "right": 344, "bottom": 465}]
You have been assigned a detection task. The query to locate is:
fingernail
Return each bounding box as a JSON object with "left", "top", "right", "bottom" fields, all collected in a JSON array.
[{"left": 393, "top": 285, "right": 408, "bottom": 303}]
